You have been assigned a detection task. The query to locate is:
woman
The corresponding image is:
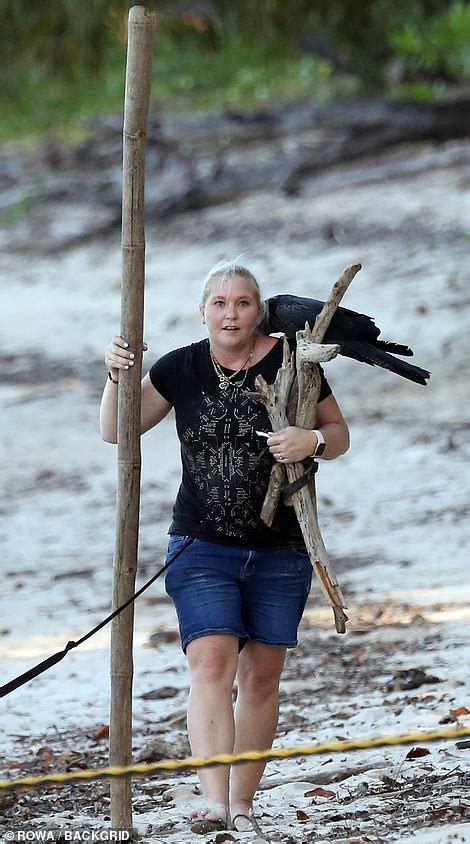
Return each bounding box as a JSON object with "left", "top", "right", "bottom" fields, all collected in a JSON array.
[{"left": 100, "top": 261, "right": 350, "bottom": 835}]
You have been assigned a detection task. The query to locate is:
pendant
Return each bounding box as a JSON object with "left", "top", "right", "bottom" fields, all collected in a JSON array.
[{"left": 219, "top": 380, "right": 230, "bottom": 390}]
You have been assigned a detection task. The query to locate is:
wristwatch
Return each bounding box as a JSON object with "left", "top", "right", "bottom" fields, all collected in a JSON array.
[{"left": 310, "top": 429, "right": 326, "bottom": 457}]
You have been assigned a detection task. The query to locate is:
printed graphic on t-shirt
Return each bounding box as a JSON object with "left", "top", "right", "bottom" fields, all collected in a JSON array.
[
  {"left": 148, "top": 339, "right": 331, "bottom": 545},
  {"left": 181, "top": 388, "right": 270, "bottom": 538}
]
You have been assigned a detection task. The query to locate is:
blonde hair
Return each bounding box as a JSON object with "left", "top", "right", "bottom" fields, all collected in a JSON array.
[{"left": 200, "top": 259, "right": 267, "bottom": 322}]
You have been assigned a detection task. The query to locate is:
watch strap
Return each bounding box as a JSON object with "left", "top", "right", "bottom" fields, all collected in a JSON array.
[{"left": 310, "top": 429, "right": 326, "bottom": 457}]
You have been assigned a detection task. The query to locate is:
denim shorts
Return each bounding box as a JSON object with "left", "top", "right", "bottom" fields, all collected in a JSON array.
[{"left": 164, "top": 535, "right": 312, "bottom": 652}]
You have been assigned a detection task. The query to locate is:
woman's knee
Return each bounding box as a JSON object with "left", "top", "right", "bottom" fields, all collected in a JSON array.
[
  {"left": 237, "top": 645, "right": 285, "bottom": 700},
  {"left": 238, "top": 669, "right": 280, "bottom": 701},
  {"left": 187, "top": 635, "right": 238, "bottom": 685}
]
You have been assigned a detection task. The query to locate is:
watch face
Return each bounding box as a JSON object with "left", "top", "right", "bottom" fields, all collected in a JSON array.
[{"left": 316, "top": 441, "right": 326, "bottom": 456}]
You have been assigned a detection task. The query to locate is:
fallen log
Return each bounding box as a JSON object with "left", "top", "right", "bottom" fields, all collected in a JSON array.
[{"left": 2, "top": 98, "right": 470, "bottom": 254}]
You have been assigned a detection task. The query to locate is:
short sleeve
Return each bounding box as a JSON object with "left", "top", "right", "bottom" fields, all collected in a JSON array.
[
  {"left": 318, "top": 365, "right": 332, "bottom": 402},
  {"left": 148, "top": 351, "right": 177, "bottom": 403}
]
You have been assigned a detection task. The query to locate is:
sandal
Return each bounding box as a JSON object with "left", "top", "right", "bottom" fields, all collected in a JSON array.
[{"left": 231, "top": 811, "right": 263, "bottom": 834}]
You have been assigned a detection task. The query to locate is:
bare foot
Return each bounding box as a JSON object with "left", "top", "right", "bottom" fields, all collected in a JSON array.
[{"left": 189, "top": 799, "right": 228, "bottom": 823}]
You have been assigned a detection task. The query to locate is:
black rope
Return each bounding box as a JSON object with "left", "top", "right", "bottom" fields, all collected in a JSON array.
[
  {"left": 254, "top": 444, "right": 270, "bottom": 466},
  {"left": 0, "top": 537, "right": 194, "bottom": 699},
  {"left": 280, "top": 458, "right": 318, "bottom": 495},
  {"left": 255, "top": 444, "right": 319, "bottom": 496}
]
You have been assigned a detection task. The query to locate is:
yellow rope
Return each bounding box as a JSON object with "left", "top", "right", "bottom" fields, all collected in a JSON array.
[{"left": 1, "top": 725, "right": 469, "bottom": 792}]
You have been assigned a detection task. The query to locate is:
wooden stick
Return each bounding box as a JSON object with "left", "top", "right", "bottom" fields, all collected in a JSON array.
[
  {"left": 309, "top": 263, "right": 362, "bottom": 342},
  {"left": 248, "top": 339, "right": 295, "bottom": 525},
  {"left": 110, "top": 6, "right": 156, "bottom": 832},
  {"left": 294, "top": 264, "right": 361, "bottom": 632},
  {"left": 294, "top": 336, "right": 346, "bottom": 630},
  {"left": 253, "top": 347, "right": 347, "bottom": 632},
  {"left": 258, "top": 263, "right": 361, "bottom": 522},
  {"left": 254, "top": 338, "right": 339, "bottom": 524},
  {"left": 252, "top": 264, "right": 362, "bottom": 633}
]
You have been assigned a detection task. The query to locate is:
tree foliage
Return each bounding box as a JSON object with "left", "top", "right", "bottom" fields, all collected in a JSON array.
[
  {"left": 0, "top": 0, "right": 468, "bottom": 142},
  {"left": 391, "top": 2, "right": 470, "bottom": 80},
  {"left": 1, "top": 0, "right": 468, "bottom": 85},
  {"left": 206, "top": 0, "right": 470, "bottom": 84},
  {"left": 1, "top": 1, "right": 116, "bottom": 72}
]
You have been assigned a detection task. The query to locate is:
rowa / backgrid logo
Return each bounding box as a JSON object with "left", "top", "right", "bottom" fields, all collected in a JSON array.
[{"left": 4, "top": 832, "right": 131, "bottom": 842}]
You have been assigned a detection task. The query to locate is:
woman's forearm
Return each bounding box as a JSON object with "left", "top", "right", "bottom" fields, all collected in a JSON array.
[
  {"left": 100, "top": 376, "right": 119, "bottom": 443},
  {"left": 101, "top": 334, "right": 136, "bottom": 443},
  {"left": 316, "top": 421, "right": 350, "bottom": 460}
]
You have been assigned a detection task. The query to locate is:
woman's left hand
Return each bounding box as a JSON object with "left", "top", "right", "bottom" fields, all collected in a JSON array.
[{"left": 266, "top": 426, "right": 316, "bottom": 464}]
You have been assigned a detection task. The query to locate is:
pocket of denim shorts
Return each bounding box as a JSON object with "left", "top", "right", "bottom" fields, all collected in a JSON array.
[{"left": 167, "top": 534, "right": 191, "bottom": 554}]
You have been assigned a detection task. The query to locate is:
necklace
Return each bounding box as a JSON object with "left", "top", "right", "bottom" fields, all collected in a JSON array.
[{"left": 209, "top": 339, "right": 256, "bottom": 390}]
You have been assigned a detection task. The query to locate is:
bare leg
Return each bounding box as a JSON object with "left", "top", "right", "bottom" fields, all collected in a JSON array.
[
  {"left": 186, "top": 634, "right": 239, "bottom": 822},
  {"left": 230, "top": 642, "right": 286, "bottom": 829}
]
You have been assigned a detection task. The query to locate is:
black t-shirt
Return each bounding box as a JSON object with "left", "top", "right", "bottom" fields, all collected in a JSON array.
[{"left": 149, "top": 338, "right": 332, "bottom": 547}]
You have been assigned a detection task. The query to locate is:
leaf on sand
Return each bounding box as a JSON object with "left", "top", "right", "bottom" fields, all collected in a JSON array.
[
  {"left": 406, "top": 746, "right": 431, "bottom": 760},
  {"left": 140, "top": 686, "right": 179, "bottom": 700},
  {"left": 296, "top": 810, "right": 309, "bottom": 822},
  {"left": 93, "top": 724, "right": 110, "bottom": 741},
  {"left": 148, "top": 630, "right": 180, "bottom": 646},
  {"left": 304, "top": 787, "right": 335, "bottom": 799},
  {"left": 386, "top": 668, "right": 441, "bottom": 692},
  {"left": 450, "top": 706, "right": 470, "bottom": 717},
  {"left": 136, "top": 736, "right": 189, "bottom": 762},
  {"left": 36, "top": 746, "right": 54, "bottom": 771}
]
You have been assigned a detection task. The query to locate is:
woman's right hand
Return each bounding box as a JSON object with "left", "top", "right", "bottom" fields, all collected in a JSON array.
[{"left": 105, "top": 335, "right": 142, "bottom": 377}]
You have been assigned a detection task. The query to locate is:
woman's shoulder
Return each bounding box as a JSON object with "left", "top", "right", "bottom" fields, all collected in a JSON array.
[
  {"left": 148, "top": 340, "right": 208, "bottom": 395},
  {"left": 153, "top": 339, "right": 207, "bottom": 366},
  {"left": 149, "top": 339, "right": 207, "bottom": 378}
]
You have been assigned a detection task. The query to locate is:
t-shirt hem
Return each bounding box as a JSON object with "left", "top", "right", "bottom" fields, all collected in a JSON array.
[{"left": 169, "top": 527, "right": 305, "bottom": 550}]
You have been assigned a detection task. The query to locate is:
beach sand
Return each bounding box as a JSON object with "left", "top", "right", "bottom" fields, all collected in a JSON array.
[{"left": 1, "top": 141, "right": 469, "bottom": 842}]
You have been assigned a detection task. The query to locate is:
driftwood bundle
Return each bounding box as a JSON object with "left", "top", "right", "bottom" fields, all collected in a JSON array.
[{"left": 248, "top": 264, "right": 362, "bottom": 633}]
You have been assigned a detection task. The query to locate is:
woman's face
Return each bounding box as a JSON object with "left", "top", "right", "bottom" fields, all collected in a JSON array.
[{"left": 201, "top": 274, "right": 263, "bottom": 351}]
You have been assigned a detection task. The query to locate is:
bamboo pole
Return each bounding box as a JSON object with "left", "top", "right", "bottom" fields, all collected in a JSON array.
[{"left": 110, "top": 6, "right": 156, "bottom": 832}]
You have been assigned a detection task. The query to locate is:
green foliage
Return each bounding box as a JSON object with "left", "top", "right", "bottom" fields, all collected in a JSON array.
[
  {"left": 0, "top": 0, "right": 129, "bottom": 143},
  {"left": 207, "top": 0, "right": 469, "bottom": 86},
  {"left": 0, "top": 40, "right": 127, "bottom": 145},
  {"left": 389, "top": 81, "right": 437, "bottom": 103},
  {"left": 0, "top": 1, "right": 468, "bottom": 144},
  {"left": 391, "top": 2, "right": 470, "bottom": 80},
  {"left": 151, "top": 35, "right": 357, "bottom": 111},
  {"left": 0, "top": 5, "right": 357, "bottom": 145},
  {"left": 1, "top": 0, "right": 126, "bottom": 84}
]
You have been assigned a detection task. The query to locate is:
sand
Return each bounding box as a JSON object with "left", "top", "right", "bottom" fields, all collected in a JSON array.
[{"left": 1, "top": 140, "right": 469, "bottom": 842}]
